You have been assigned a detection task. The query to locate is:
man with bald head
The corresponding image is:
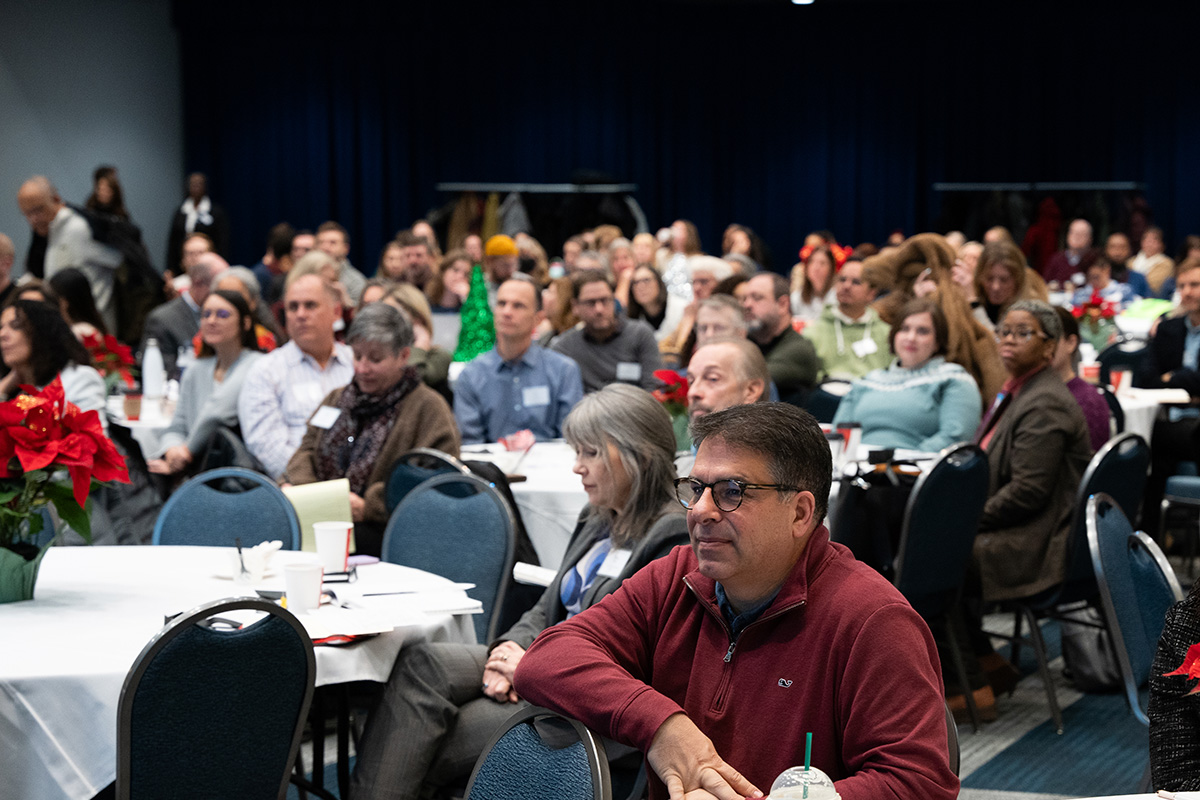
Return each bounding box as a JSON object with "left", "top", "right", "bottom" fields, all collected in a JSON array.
[
  {"left": 1042, "top": 218, "right": 1098, "bottom": 285},
  {"left": 18, "top": 175, "right": 123, "bottom": 331},
  {"left": 686, "top": 338, "right": 768, "bottom": 423},
  {"left": 140, "top": 248, "right": 229, "bottom": 377}
]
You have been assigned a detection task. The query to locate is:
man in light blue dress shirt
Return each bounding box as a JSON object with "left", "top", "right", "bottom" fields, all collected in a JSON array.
[{"left": 455, "top": 275, "right": 583, "bottom": 444}]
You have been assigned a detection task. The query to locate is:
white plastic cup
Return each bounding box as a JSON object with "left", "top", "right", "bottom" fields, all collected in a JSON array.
[
  {"left": 314, "top": 521, "right": 353, "bottom": 574},
  {"left": 284, "top": 563, "right": 323, "bottom": 613}
]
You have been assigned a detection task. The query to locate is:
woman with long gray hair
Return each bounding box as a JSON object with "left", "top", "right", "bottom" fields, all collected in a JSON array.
[{"left": 351, "top": 383, "right": 689, "bottom": 800}]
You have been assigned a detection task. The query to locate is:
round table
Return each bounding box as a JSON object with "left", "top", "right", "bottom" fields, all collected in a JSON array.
[{"left": 0, "top": 545, "right": 478, "bottom": 800}]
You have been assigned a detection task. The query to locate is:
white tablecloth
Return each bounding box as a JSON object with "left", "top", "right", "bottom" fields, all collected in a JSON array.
[
  {"left": 105, "top": 395, "right": 171, "bottom": 457},
  {"left": 0, "top": 546, "right": 478, "bottom": 800},
  {"left": 1116, "top": 387, "right": 1193, "bottom": 444}
]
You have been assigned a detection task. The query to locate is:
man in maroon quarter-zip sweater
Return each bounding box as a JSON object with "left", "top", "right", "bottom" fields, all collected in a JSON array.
[{"left": 516, "top": 402, "right": 958, "bottom": 800}]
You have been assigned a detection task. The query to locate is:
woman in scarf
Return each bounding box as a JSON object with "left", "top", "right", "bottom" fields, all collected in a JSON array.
[{"left": 284, "top": 302, "right": 459, "bottom": 556}]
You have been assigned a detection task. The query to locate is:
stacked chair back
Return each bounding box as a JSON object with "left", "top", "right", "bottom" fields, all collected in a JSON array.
[
  {"left": 893, "top": 443, "right": 989, "bottom": 604},
  {"left": 116, "top": 597, "right": 315, "bottom": 800},
  {"left": 893, "top": 442, "right": 989, "bottom": 730},
  {"left": 465, "top": 706, "right": 611, "bottom": 800},
  {"left": 382, "top": 472, "right": 516, "bottom": 641},
  {"left": 1086, "top": 493, "right": 1184, "bottom": 725},
  {"left": 152, "top": 467, "right": 301, "bottom": 549},
  {"left": 1058, "top": 433, "right": 1150, "bottom": 606},
  {"left": 385, "top": 447, "right": 474, "bottom": 514}
]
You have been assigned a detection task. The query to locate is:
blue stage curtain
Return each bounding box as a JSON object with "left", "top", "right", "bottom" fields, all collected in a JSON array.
[{"left": 173, "top": 0, "right": 1200, "bottom": 272}]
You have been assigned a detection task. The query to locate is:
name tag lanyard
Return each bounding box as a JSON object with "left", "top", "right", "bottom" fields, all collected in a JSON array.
[{"left": 834, "top": 317, "right": 875, "bottom": 356}]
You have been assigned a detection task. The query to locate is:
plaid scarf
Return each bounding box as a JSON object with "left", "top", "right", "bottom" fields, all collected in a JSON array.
[{"left": 315, "top": 366, "right": 420, "bottom": 496}]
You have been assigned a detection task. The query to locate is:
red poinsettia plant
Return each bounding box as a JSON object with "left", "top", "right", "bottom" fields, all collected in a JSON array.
[
  {"left": 80, "top": 330, "right": 137, "bottom": 391},
  {"left": 0, "top": 377, "right": 129, "bottom": 553},
  {"left": 653, "top": 370, "right": 689, "bottom": 417},
  {"left": 1071, "top": 291, "right": 1118, "bottom": 321},
  {"left": 1165, "top": 642, "right": 1200, "bottom": 695}
]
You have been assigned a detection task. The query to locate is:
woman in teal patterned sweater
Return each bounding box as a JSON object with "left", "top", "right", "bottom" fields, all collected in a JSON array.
[{"left": 833, "top": 298, "right": 982, "bottom": 453}]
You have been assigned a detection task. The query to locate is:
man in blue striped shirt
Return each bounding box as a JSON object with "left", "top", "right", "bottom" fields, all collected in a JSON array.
[{"left": 454, "top": 275, "right": 583, "bottom": 444}]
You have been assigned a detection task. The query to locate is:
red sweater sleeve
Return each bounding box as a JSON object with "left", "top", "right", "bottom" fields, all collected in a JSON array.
[{"left": 514, "top": 548, "right": 688, "bottom": 752}]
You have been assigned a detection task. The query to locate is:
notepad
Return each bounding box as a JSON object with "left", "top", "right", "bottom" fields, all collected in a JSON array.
[{"left": 282, "top": 479, "right": 355, "bottom": 553}]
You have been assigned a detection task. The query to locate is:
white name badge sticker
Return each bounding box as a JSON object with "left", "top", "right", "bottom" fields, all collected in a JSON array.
[
  {"left": 597, "top": 548, "right": 633, "bottom": 578},
  {"left": 522, "top": 385, "right": 551, "bottom": 408},
  {"left": 851, "top": 337, "right": 878, "bottom": 358},
  {"left": 310, "top": 405, "right": 342, "bottom": 429},
  {"left": 616, "top": 362, "right": 642, "bottom": 382}
]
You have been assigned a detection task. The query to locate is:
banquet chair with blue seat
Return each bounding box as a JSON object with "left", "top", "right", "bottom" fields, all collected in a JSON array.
[
  {"left": 382, "top": 472, "right": 516, "bottom": 642},
  {"left": 384, "top": 447, "right": 473, "bottom": 514},
  {"left": 1087, "top": 493, "right": 1184, "bottom": 725},
  {"left": 997, "top": 432, "right": 1151, "bottom": 733},
  {"left": 464, "top": 706, "right": 611, "bottom": 800},
  {"left": 152, "top": 467, "right": 301, "bottom": 550},
  {"left": 892, "top": 442, "right": 990, "bottom": 730},
  {"left": 116, "top": 597, "right": 315, "bottom": 800}
]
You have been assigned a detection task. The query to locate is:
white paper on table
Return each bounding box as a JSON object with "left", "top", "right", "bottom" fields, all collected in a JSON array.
[
  {"left": 295, "top": 606, "right": 397, "bottom": 639},
  {"left": 406, "top": 590, "right": 484, "bottom": 615}
]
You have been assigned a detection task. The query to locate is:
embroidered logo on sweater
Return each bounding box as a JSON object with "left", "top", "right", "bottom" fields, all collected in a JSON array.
[{"left": 778, "top": 678, "right": 793, "bottom": 687}]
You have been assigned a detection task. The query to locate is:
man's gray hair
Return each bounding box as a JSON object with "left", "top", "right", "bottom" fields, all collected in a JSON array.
[
  {"left": 698, "top": 295, "right": 747, "bottom": 333},
  {"left": 190, "top": 252, "right": 228, "bottom": 285},
  {"left": 346, "top": 301, "right": 414, "bottom": 353},
  {"left": 212, "top": 265, "right": 263, "bottom": 305},
  {"left": 1005, "top": 299, "right": 1063, "bottom": 342}
]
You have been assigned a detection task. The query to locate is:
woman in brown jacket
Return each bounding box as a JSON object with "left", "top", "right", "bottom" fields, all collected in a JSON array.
[
  {"left": 284, "top": 302, "right": 459, "bottom": 556},
  {"left": 949, "top": 299, "right": 1092, "bottom": 720}
]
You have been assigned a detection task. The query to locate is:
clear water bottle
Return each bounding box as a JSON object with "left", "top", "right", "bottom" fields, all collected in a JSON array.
[
  {"left": 175, "top": 343, "right": 195, "bottom": 380},
  {"left": 142, "top": 338, "right": 166, "bottom": 399}
]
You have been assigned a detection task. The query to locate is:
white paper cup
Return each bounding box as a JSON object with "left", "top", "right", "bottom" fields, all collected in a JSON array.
[
  {"left": 1109, "top": 369, "right": 1129, "bottom": 393},
  {"left": 284, "top": 563, "right": 323, "bottom": 613},
  {"left": 314, "top": 521, "right": 353, "bottom": 574}
]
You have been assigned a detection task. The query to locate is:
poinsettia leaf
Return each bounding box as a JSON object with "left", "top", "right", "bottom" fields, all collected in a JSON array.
[
  {"left": 43, "top": 480, "right": 91, "bottom": 543},
  {"left": 0, "top": 487, "right": 20, "bottom": 504},
  {"left": 1164, "top": 642, "right": 1200, "bottom": 677}
]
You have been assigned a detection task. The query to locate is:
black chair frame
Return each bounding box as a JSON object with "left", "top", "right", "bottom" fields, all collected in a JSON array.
[
  {"left": 116, "top": 597, "right": 315, "bottom": 800},
  {"left": 893, "top": 442, "right": 990, "bottom": 731}
]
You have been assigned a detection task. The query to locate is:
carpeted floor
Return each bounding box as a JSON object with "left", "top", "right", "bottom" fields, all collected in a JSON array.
[{"left": 956, "top": 612, "right": 1154, "bottom": 800}]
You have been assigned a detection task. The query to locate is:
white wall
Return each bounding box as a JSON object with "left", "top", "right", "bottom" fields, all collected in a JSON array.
[{"left": 0, "top": 0, "right": 183, "bottom": 275}]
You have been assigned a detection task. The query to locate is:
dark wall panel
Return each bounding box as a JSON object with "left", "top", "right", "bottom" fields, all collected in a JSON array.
[{"left": 174, "top": 0, "right": 1200, "bottom": 273}]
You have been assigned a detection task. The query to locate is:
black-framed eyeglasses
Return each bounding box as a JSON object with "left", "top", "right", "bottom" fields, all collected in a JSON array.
[
  {"left": 673, "top": 476, "right": 802, "bottom": 513},
  {"left": 994, "top": 326, "right": 1046, "bottom": 343}
]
